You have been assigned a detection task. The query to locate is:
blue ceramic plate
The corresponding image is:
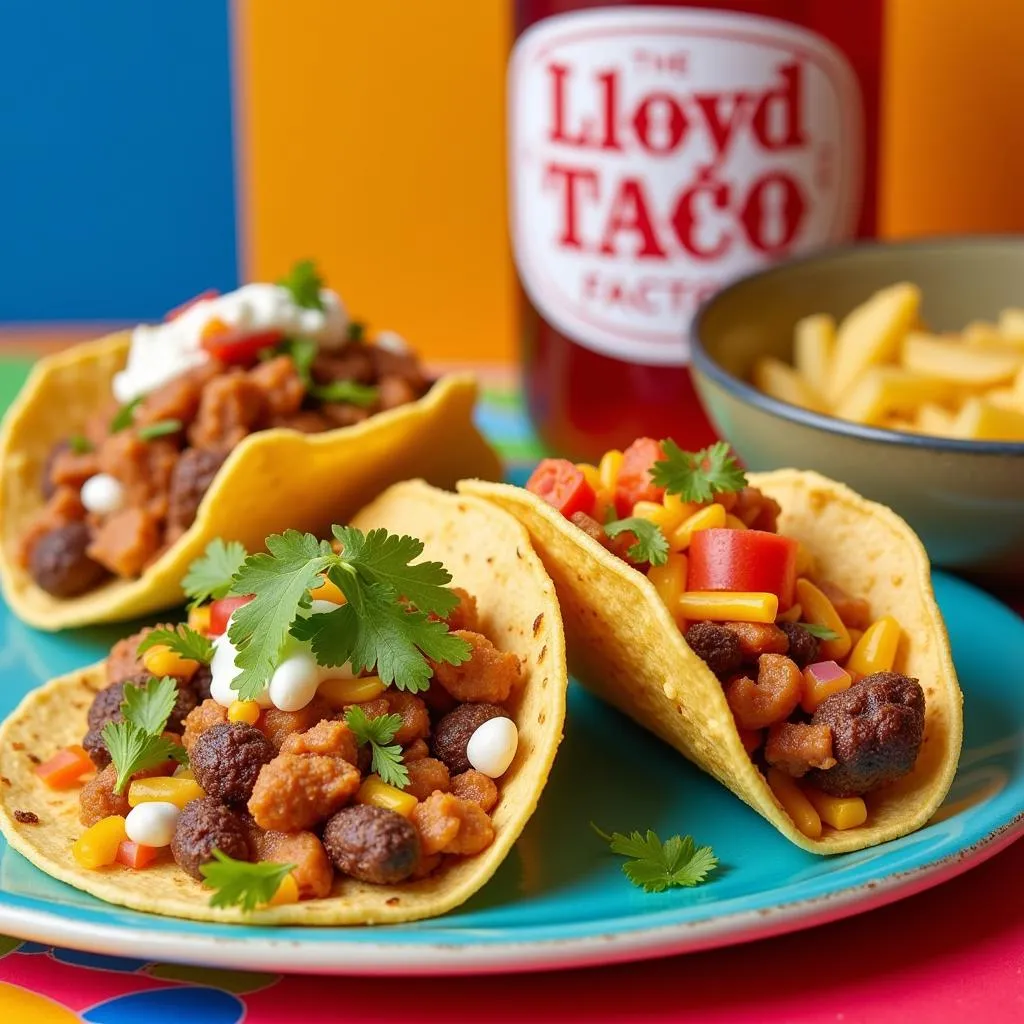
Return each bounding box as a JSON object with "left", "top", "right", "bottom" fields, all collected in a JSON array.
[{"left": 0, "top": 573, "right": 1019, "bottom": 975}]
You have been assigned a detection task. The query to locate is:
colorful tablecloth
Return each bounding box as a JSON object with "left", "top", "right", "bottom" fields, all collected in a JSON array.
[{"left": 0, "top": 362, "right": 1020, "bottom": 1023}]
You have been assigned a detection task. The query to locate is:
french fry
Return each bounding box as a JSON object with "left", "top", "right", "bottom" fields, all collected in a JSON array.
[
  {"left": 833, "top": 368, "right": 951, "bottom": 425},
  {"left": 952, "top": 397, "right": 1024, "bottom": 441},
  {"left": 915, "top": 402, "right": 957, "bottom": 436},
  {"left": 827, "top": 283, "right": 921, "bottom": 404},
  {"left": 752, "top": 357, "right": 824, "bottom": 412},
  {"left": 998, "top": 308, "right": 1024, "bottom": 343},
  {"left": 901, "top": 333, "right": 1023, "bottom": 386},
  {"left": 793, "top": 314, "right": 835, "bottom": 395}
]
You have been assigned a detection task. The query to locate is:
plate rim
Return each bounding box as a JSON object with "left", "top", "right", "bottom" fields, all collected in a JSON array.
[{"left": 0, "top": 816, "right": 1018, "bottom": 976}]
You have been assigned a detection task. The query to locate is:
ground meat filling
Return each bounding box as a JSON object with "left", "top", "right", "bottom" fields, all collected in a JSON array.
[
  {"left": 171, "top": 798, "right": 251, "bottom": 880},
  {"left": 778, "top": 622, "right": 820, "bottom": 668},
  {"left": 684, "top": 622, "right": 744, "bottom": 678},
  {"left": 190, "top": 723, "right": 276, "bottom": 804},
  {"left": 23, "top": 334, "right": 432, "bottom": 595},
  {"left": 808, "top": 673, "right": 926, "bottom": 797},
  {"left": 322, "top": 805, "right": 421, "bottom": 885}
]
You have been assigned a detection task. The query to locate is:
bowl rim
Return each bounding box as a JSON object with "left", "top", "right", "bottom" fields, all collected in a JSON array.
[{"left": 691, "top": 235, "right": 1024, "bottom": 457}]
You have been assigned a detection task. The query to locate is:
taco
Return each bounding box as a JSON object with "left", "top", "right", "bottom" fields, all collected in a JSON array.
[
  {"left": 0, "top": 262, "right": 501, "bottom": 630},
  {"left": 461, "top": 440, "right": 963, "bottom": 854},
  {"left": 0, "top": 481, "right": 567, "bottom": 924}
]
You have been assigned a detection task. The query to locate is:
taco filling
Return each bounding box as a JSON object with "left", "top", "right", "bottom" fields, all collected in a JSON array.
[
  {"left": 20, "top": 260, "right": 433, "bottom": 600},
  {"left": 521, "top": 440, "right": 930, "bottom": 840},
  {"left": 25, "top": 521, "right": 531, "bottom": 911}
]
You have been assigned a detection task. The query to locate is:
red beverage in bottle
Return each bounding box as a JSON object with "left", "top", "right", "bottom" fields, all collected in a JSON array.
[{"left": 510, "top": 0, "right": 883, "bottom": 460}]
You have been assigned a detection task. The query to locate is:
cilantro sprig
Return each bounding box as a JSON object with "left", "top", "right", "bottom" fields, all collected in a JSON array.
[
  {"left": 182, "top": 539, "right": 248, "bottom": 607},
  {"left": 137, "top": 419, "right": 182, "bottom": 441},
  {"left": 226, "top": 525, "right": 470, "bottom": 700},
  {"left": 650, "top": 440, "right": 747, "bottom": 505},
  {"left": 278, "top": 258, "right": 324, "bottom": 311},
  {"left": 137, "top": 624, "right": 215, "bottom": 665},
  {"left": 110, "top": 397, "right": 142, "bottom": 433},
  {"left": 344, "top": 706, "right": 409, "bottom": 789},
  {"left": 68, "top": 434, "right": 93, "bottom": 455},
  {"left": 592, "top": 824, "right": 718, "bottom": 893},
  {"left": 799, "top": 622, "right": 841, "bottom": 642},
  {"left": 200, "top": 850, "right": 297, "bottom": 912},
  {"left": 101, "top": 676, "right": 188, "bottom": 793},
  {"left": 604, "top": 517, "right": 669, "bottom": 566},
  {"left": 277, "top": 337, "right": 379, "bottom": 408}
]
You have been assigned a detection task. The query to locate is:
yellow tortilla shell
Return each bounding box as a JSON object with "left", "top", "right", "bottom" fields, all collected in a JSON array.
[
  {"left": 0, "top": 332, "right": 502, "bottom": 630},
  {"left": 460, "top": 470, "right": 963, "bottom": 854},
  {"left": 0, "top": 481, "right": 567, "bottom": 923}
]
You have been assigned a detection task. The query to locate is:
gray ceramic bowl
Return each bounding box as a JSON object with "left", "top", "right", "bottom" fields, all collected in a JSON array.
[{"left": 691, "top": 237, "right": 1024, "bottom": 583}]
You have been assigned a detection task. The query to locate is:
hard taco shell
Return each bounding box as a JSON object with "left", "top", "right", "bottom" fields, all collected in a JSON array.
[
  {"left": 460, "top": 469, "right": 963, "bottom": 854},
  {"left": 0, "top": 332, "right": 502, "bottom": 630},
  {"left": 0, "top": 481, "right": 567, "bottom": 923}
]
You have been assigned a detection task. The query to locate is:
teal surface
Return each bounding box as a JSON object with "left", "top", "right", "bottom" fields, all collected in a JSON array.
[{"left": 0, "top": 572, "right": 1020, "bottom": 953}]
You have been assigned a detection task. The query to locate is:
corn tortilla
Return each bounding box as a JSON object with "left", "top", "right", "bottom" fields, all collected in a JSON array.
[
  {"left": 0, "top": 481, "right": 567, "bottom": 923},
  {"left": 0, "top": 332, "right": 502, "bottom": 630},
  {"left": 460, "top": 470, "right": 963, "bottom": 854}
]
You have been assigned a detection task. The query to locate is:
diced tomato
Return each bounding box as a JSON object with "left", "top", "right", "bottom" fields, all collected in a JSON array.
[
  {"left": 208, "top": 594, "right": 255, "bottom": 636},
  {"left": 34, "top": 744, "right": 94, "bottom": 789},
  {"left": 199, "top": 323, "right": 285, "bottom": 366},
  {"left": 163, "top": 288, "right": 219, "bottom": 322},
  {"left": 526, "top": 459, "right": 596, "bottom": 519},
  {"left": 115, "top": 840, "right": 159, "bottom": 870},
  {"left": 688, "top": 528, "right": 799, "bottom": 611},
  {"left": 614, "top": 438, "right": 666, "bottom": 516}
]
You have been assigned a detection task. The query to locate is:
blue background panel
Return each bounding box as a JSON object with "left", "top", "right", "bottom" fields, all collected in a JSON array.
[{"left": 0, "top": 0, "right": 239, "bottom": 322}]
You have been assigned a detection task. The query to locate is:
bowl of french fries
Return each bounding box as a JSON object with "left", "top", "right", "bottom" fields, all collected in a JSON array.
[{"left": 692, "top": 237, "right": 1024, "bottom": 581}]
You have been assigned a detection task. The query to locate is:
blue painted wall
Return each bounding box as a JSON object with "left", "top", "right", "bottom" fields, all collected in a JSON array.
[{"left": 0, "top": 0, "right": 239, "bottom": 322}]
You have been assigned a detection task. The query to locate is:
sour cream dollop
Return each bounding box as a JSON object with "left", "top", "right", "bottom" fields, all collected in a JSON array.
[{"left": 112, "top": 282, "right": 349, "bottom": 404}]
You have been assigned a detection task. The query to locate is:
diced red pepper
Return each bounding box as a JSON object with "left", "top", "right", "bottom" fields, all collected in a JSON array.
[
  {"left": 208, "top": 594, "right": 255, "bottom": 636},
  {"left": 164, "top": 288, "right": 219, "bottom": 322},
  {"left": 115, "top": 840, "right": 159, "bottom": 870},
  {"left": 199, "top": 321, "right": 285, "bottom": 366},
  {"left": 688, "top": 528, "right": 799, "bottom": 611},
  {"left": 614, "top": 438, "right": 666, "bottom": 516},
  {"left": 526, "top": 459, "right": 596, "bottom": 519},
  {"left": 34, "top": 744, "right": 94, "bottom": 789}
]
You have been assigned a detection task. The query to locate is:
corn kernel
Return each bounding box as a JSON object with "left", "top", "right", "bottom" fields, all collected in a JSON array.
[
  {"left": 200, "top": 316, "right": 231, "bottom": 342},
  {"left": 846, "top": 615, "right": 902, "bottom": 677},
  {"left": 777, "top": 602, "right": 803, "bottom": 623},
  {"left": 724, "top": 514, "right": 748, "bottom": 531},
  {"left": 767, "top": 769, "right": 822, "bottom": 840},
  {"left": 128, "top": 776, "right": 205, "bottom": 809},
  {"left": 663, "top": 493, "right": 698, "bottom": 528},
  {"left": 795, "top": 579, "right": 851, "bottom": 661},
  {"left": 803, "top": 786, "right": 868, "bottom": 830},
  {"left": 228, "top": 699, "right": 262, "bottom": 725},
  {"left": 310, "top": 575, "right": 346, "bottom": 604},
  {"left": 142, "top": 645, "right": 199, "bottom": 680},
  {"left": 633, "top": 500, "right": 676, "bottom": 531},
  {"left": 318, "top": 675, "right": 386, "bottom": 708},
  {"left": 676, "top": 590, "right": 778, "bottom": 623},
  {"left": 187, "top": 605, "right": 211, "bottom": 633},
  {"left": 265, "top": 871, "right": 300, "bottom": 907},
  {"left": 794, "top": 543, "right": 816, "bottom": 578},
  {"left": 357, "top": 775, "right": 418, "bottom": 817},
  {"left": 647, "top": 553, "right": 687, "bottom": 619},
  {"left": 598, "top": 450, "right": 624, "bottom": 491},
  {"left": 576, "top": 463, "right": 601, "bottom": 491},
  {"left": 669, "top": 503, "right": 727, "bottom": 551},
  {"left": 72, "top": 815, "right": 127, "bottom": 869}
]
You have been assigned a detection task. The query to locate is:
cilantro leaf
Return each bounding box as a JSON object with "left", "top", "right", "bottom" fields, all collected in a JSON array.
[
  {"left": 281, "top": 337, "right": 318, "bottom": 380},
  {"left": 650, "top": 439, "right": 747, "bottom": 504},
  {"left": 136, "top": 625, "right": 215, "bottom": 666},
  {"left": 292, "top": 582, "right": 470, "bottom": 693},
  {"left": 200, "top": 850, "right": 297, "bottom": 912},
  {"left": 120, "top": 675, "right": 179, "bottom": 735},
  {"left": 110, "top": 397, "right": 142, "bottom": 433},
  {"left": 344, "top": 706, "right": 409, "bottom": 789},
  {"left": 799, "top": 622, "right": 841, "bottom": 641},
  {"left": 604, "top": 517, "right": 669, "bottom": 566},
  {"left": 313, "top": 379, "right": 379, "bottom": 407},
  {"left": 137, "top": 419, "right": 182, "bottom": 441},
  {"left": 183, "top": 539, "right": 249, "bottom": 605},
  {"left": 592, "top": 824, "right": 718, "bottom": 893},
  {"left": 102, "top": 725, "right": 186, "bottom": 794},
  {"left": 332, "top": 526, "right": 458, "bottom": 617},
  {"left": 68, "top": 434, "right": 93, "bottom": 454},
  {"left": 227, "top": 531, "right": 334, "bottom": 700},
  {"left": 346, "top": 320, "right": 366, "bottom": 342},
  {"left": 278, "top": 259, "right": 324, "bottom": 311}
]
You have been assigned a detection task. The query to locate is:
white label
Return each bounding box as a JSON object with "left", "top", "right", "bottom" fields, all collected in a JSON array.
[{"left": 508, "top": 7, "right": 863, "bottom": 365}]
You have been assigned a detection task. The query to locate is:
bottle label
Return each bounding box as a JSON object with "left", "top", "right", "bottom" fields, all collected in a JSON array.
[{"left": 509, "top": 7, "right": 863, "bottom": 365}]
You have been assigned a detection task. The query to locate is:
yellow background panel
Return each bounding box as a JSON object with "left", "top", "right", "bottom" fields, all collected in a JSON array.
[{"left": 235, "top": 0, "right": 515, "bottom": 363}]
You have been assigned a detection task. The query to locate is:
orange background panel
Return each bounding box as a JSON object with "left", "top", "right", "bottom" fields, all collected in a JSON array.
[{"left": 235, "top": 0, "right": 516, "bottom": 364}]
